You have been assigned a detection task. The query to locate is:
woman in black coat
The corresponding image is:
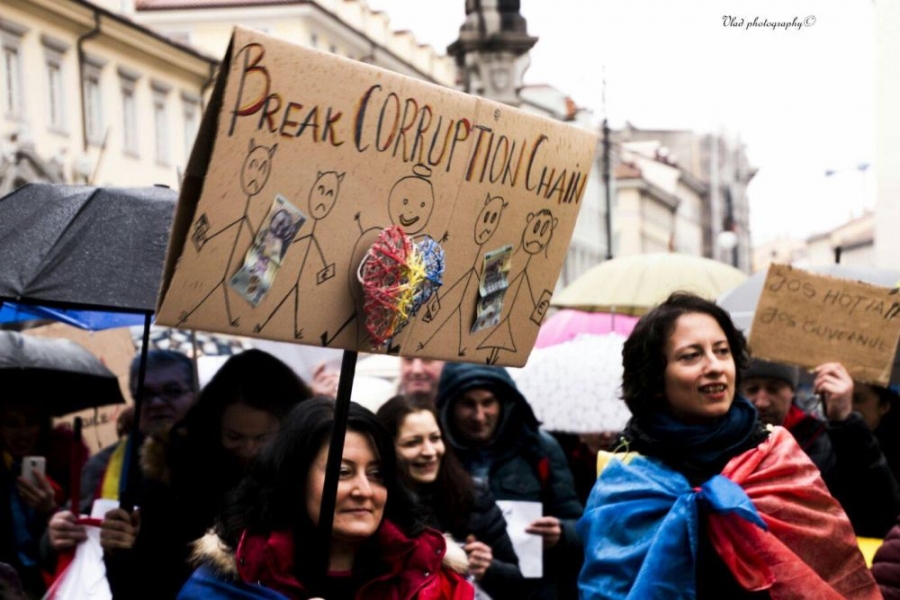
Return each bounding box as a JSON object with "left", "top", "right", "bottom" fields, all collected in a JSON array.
[
  {"left": 102, "top": 349, "right": 313, "bottom": 598},
  {"left": 377, "top": 394, "right": 524, "bottom": 597}
]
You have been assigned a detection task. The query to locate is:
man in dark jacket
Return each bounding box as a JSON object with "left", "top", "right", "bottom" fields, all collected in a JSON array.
[
  {"left": 742, "top": 358, "right": 900, "bottom": 538},
  {"left": 436, "top": 362, "right": 583, "bottom": 600},
  {"left": 44, "top": 350, "right": 197, "bottom": 587}
]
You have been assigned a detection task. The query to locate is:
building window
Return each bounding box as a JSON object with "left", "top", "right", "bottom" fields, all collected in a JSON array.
[
  {"left": 118, "top": 66, "right": 140, "bottom": 156},
  {"left": 82, "top": 59, "right": 104, "bottom": 146},
  {"left": 310, "top": 33, "right": 318, "bottom": 48},
  {"left": 84, "top": 74, "right": 101, "bottom": 143},
  {"left": 47, "top": 61, "right": 63, "bottom": 128},
  {"left": 1, "top": 20, "right": 28, "bottom": 120},
  {"left": 153, "top": 95, "right": 168, "bottom": 164},
  {"left": 42, "top": 35, "right": 69, "bottom": 133},
  {"left": 151, "top": 81, "right": 171, "bottom": 165},
  {"left": 121, "top": 85, "right": 137, "bottom": 154},
  {"left": 182, "top": 92, "right": 200, "bottom": 161},
  {"left": 2, "top": 45, "right": 22, "bottom": 118}
]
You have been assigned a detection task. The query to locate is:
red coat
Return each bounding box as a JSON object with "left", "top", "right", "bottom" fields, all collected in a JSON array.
[{"left": 235, "top": 520, "right": 474, "bottom": 600}]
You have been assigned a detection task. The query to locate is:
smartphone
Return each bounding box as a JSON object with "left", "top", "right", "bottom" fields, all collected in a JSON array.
[{"left": 21, "top": 456, "right": 46, "bottom": 485}]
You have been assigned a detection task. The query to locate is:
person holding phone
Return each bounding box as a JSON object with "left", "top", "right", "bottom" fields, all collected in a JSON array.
[{"left": 0, "top": 398, "right": 87, "bottom": 597}]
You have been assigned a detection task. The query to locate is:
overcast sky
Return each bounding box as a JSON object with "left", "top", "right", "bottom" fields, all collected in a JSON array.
[{"left": 366, "top": 0, "right": 877, "bottom": 245}]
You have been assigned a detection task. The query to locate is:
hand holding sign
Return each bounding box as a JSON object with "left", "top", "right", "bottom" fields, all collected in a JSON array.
[
  {"left": 814, "top": 362, "right": 854, "bottom": 422},
  {"left": 525, "top": 515, "right": 562, "bottom": 549}
]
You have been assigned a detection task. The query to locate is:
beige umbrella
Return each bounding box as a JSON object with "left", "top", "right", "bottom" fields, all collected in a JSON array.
[{"left": 553, "top": 252, "right": 748, "bottom": 316}]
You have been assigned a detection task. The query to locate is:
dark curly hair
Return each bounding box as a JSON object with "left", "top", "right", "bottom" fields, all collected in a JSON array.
[
  {"left": 216, "top": 398, "right": 424, "bottom": 582},
  {"left": 621, "top": 292, "right": 749, "bottom": 419}
]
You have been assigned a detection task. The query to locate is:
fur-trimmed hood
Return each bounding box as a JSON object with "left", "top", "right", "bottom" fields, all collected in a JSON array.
[
  {"left": 189, "top": 531, "right": 239, "bottom": 579},
  {"left": 139, "top": 434, "right": 171, "bottom": 485},
  {"left": 188, "top": 524, "right": 470, "bottom": 583}
]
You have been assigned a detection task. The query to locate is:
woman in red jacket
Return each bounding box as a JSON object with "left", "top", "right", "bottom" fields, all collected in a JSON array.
[{"left": 178, "top": 397, "right": 473, "bottom": 600}]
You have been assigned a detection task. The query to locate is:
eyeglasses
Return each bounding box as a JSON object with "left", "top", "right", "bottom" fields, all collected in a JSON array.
[{"left": 139, "top": 385, "right": 191, "bottom": 404}]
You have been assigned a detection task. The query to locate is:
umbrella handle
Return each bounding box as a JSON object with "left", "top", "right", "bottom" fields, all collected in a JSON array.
[
  {"left": 70, "top": 417, "right": 82, "bottom": 512},
  {"left": 120, "top": 313, "right": 153, "bottom": 513}
]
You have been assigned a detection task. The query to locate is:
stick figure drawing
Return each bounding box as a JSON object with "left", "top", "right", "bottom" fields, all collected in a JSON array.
[
  {"left": 254, "top": 170, "right": 344, "bottom": 337},
  {"left": 477, "top": 209, "right": 557, "bottom": 365},
  {"left": 416, "top": 193, "right": 507, "bottom": 357},
  {"left": 180, "top": 138, "right": 277, "bottom": 326},
  {"left": 319, "top": 164, "right": 437, "bottom": 350}
]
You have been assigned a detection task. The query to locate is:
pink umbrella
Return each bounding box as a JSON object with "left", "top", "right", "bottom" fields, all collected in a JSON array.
[{"left": 535, "top": 309, "right": 638, "bottom": 348}]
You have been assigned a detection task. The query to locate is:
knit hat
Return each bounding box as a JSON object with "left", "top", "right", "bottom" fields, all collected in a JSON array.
[{"left": 743, "top": 358, "right": 799, "bottom": 390}]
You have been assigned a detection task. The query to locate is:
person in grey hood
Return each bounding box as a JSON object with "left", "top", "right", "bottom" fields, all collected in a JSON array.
[{"left": 436, "top": 362, "right": 583, "bottom": 600}]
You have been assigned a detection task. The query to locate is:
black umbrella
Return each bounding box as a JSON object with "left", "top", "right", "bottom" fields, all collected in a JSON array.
[
  {"left": 0, "top": 183, "right": 176, "bottom": 313},
  {"left": 0, "top": 183, "right": 178, "bottom": 510},
  {"left": 0, "top": 330, "right": 125, "bottom": 415}
]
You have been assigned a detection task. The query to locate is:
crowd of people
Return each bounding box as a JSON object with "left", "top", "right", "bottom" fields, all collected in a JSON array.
[{"left": 2, "top": 292, "right": 900, "bottom": 599}]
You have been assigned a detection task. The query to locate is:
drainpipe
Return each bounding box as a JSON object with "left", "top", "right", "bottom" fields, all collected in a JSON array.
[
  {"left": 77, "top": 10, "right": 102, "bottom": 154},
  {"left": 200, "top": 61, "right": 218, "bottom": 111}
]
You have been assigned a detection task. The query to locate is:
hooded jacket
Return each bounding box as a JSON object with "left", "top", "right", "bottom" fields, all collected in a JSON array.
[{"left": 436, "top": 363, "right": 583, "bottom": 600}]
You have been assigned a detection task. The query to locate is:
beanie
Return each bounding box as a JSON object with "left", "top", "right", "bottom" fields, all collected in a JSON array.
[{"left": 743, "top": 358, "right": 799, "bottom": 390}]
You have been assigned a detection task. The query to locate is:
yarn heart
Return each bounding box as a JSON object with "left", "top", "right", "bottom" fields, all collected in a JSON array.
[{"left": 357, "top": 226, "right": 444, "bottom": 349}]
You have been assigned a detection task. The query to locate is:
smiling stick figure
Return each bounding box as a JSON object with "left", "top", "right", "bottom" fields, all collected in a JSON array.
[
  {"left": 255, "top": 170, "right": 344, "bottom": 337},
  {"left": 320, "top": 164, "right": 436, "bottom": 349},
  {"left": 416, "top": 193, "right": 507, "bottom": 356},
  {"left": 477, "top": 209, "right": 558, "bottom": 365},
  {"left": 180, "top": 138, "right": 277, "bottom": 326}
]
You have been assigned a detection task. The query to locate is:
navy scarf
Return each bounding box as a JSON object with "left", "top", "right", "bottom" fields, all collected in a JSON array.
[{"left": 624, "top": 396, "right": 767, "bottom": 485}]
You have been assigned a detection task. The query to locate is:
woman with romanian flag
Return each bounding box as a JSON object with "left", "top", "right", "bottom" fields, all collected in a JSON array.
[{"left": 577, "top": 292, "right": 879, "bottom": 599}]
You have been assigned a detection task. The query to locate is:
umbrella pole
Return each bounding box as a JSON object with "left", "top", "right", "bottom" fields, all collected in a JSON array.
[
  {"left": 315, "top": 349, "right": 358, "bottom": 581},
  {"left": 120, "top": 313, "right": 152, "bottom": 513},
  {"left": 70, "top": 417, "right": 83, "bottom": 514},
  {"left": 189, "top": 329, "right": 200, "bottom": 385}
]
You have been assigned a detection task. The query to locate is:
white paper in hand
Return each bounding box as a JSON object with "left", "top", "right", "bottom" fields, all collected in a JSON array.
[{"left": 495, "top": 500, "right": 543, "bottom": 578}]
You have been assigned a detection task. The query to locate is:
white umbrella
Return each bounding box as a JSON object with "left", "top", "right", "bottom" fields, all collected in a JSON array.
[{"left": 511, "top": 333, "right": 630, "bottom": 434}]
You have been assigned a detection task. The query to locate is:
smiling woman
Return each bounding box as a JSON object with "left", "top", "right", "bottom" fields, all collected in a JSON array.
[
  {"left": 376, "top": 395, "right": 525, "bottom": 597},
  {"left": 178, "top": 398, "right": 475, "bottom": 600},
  {"left": 577, "top": 292, "right": 881, "bottom": 599},
  {"left": 661, "top": 312, "right": 737, "bottom": 423}
]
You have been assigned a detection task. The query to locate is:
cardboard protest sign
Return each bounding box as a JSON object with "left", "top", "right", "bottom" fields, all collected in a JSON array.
[
  {"left": 156, "top": 27, "right": 597, "bottom": 367},
  {"left": 749, "top": 264, "right": 900, "bottom": 385}
]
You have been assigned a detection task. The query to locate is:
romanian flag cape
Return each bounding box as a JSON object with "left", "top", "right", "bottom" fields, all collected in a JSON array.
[{"left": 577, "top": 426, "right": 879, "bottom": 600}]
